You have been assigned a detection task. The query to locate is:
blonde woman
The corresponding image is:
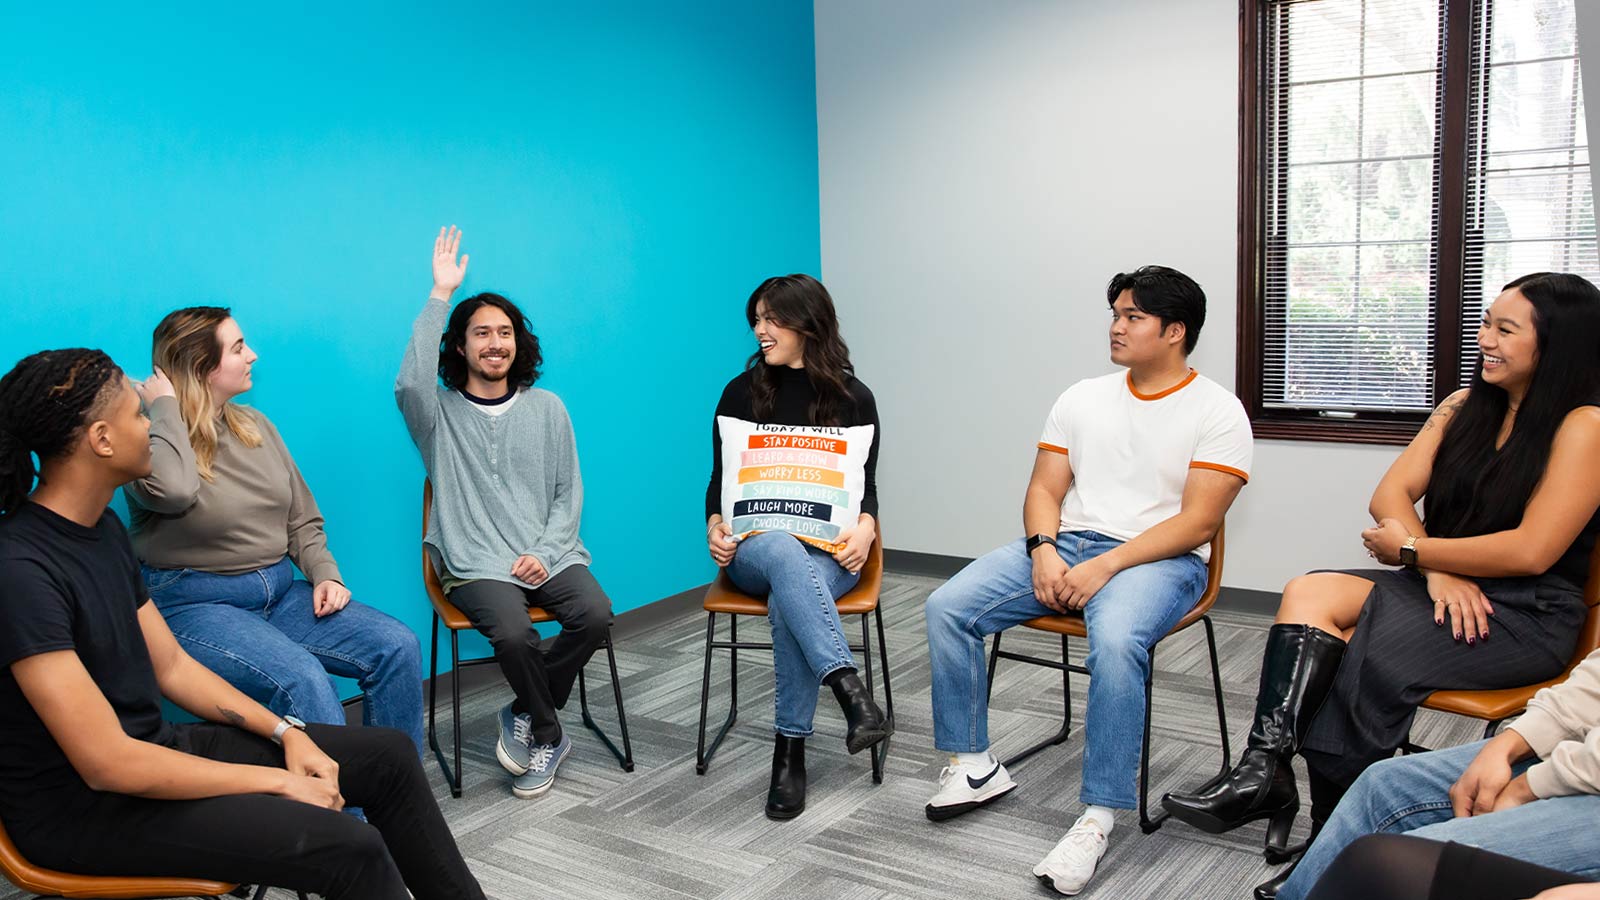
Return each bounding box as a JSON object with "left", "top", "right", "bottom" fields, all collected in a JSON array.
[{"left": 126, "top": 307, "right": 423, "bottom": 752}]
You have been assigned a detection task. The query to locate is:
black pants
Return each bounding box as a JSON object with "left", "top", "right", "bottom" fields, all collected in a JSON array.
[
  {"left": 448, "top": 565, "right": 613, "bottom": 744},
  {"left": 1307, "top": 834, "right": 1591, "bottom": 900},
  {"left": 13, "top": 723, "right": 483, "bottom": 900}
]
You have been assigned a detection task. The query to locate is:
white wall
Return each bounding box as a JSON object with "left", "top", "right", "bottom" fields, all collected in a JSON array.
[{"left": 814, "top": 0, "right": 1402, "bottom": 591}]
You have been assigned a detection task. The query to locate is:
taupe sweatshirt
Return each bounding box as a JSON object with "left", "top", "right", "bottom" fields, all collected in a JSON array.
[
  {"left": 123, "top": 397, "right": 342, "bottom": 585},
  {"left": 1509, "top": 646, "right": 1600, "bottom": 799}
]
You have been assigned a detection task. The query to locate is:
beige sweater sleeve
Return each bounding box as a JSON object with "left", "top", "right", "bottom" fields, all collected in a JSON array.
[
  {"left": 1508, "top": 648, "right": 1600, "bottom": 799},
  {"left": 124, "top": 397, "right": 201, "bottom": 514},
  {"left": 256, "top": 415, "right": 342, "bottom": 587}
]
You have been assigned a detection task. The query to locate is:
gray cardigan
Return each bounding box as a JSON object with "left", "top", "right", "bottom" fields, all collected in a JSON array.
[{"left": 396, "top": 298, "right": 590, "bottom": 590}]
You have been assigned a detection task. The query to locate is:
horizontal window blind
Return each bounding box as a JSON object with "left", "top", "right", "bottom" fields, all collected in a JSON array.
[
  {"left": 1250, "top": 0, "right": 1595, "bottom": 431},
  {"left": 1458, "top": 0, "right": 1597, "bottom": 386},
  {"left": 1263, "top": 0, "right": 1445, "bottom": 414}
]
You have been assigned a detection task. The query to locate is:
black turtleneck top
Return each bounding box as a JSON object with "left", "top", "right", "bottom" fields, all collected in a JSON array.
[{"left": 705, "top": 365, "right": 881, "bottom": 521}]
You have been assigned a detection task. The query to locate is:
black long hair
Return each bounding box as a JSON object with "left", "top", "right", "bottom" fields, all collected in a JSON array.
[
  {"left": 745, "top": 274, "right": 856, "bottom": 426},
  {"left": 0, "top": 349, "right": 125, "bottom": 517},
  {"left": 1425, "top": 272, "right": 1600, "bottom": 538},
  {"left": 437, "top": 292, "right": 543, "bottom": 391}
]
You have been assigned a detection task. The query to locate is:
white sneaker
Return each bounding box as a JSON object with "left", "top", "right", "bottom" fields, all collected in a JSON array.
[
  {"left": 1032, "top": 816, "right": 1109, "bottom": 896},
  {"left": 924, "top": 758, "right": 1017, "bottom": 821}
]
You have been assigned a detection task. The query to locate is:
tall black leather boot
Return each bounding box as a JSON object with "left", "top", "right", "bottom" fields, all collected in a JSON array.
[
  {"left": 1161, "top": 624, "right": 1346, "bottom": 858},
  {"left": 765, "top": 735, "right": 806, "bottom": 820},
  {"left": 829, "top": 670, "right": 892, "bottom": 754}
]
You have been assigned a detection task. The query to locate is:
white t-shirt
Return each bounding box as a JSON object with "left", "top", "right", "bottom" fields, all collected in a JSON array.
[
  {"left": 468, "top": 390, "right": 520, "bottom": 418},
  {"left": 1037, "top": 369, "right": 1252, "bottom": 562}
]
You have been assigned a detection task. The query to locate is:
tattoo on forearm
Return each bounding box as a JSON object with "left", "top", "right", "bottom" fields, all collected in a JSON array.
[{"left": 218, "top": 706, "right": 246, "bottom": 729}]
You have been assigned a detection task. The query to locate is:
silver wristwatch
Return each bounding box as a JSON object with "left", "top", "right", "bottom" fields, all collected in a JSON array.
[{"left": 270, "top": 715, "right": 307, "bottom": 745}]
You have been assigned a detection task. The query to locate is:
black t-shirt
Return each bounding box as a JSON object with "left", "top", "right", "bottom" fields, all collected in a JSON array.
[
  {"left": 0, "top": 502, "right": 170, "bottom": 827},
  {"left": 705, "top": 365, "right": 881, "bottom": 520}
]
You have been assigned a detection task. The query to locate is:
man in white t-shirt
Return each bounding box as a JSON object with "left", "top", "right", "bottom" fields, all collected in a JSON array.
[{"left": 924, "top": 266, "right": 1253, "bottom": 895}]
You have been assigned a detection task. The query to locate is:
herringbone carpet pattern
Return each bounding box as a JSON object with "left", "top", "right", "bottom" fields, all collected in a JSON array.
[{"left": 2, "top": 572, "right": 1489, "bottom": 900}]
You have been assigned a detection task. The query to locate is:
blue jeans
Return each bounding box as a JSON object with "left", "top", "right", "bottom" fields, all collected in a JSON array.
[
  {"left": 727, "top": 532, "right": 860, "bottom": 738},
  {"left": 1279, "top": 738, "right": 1600, "bottom": 900},
  {"left": 925, "top": 531, "right": 1207, "bottom": 809},
  {"left": 143, "top": 558, "right": 425, "bottom": 754}
]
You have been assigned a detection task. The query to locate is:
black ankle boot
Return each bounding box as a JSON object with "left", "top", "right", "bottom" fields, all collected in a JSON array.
[
  {"left": 765, "top": 735, "right": 806, "bottom": 820},
  {"left": 1253, "top": 816, "right": 1325, "bottom": 899},
  {"left": 1161, "top": 624, "right": 1346, "bottom": 858},
  {"left": 829, "top": 671, "right": 892, "bottom": 754}
]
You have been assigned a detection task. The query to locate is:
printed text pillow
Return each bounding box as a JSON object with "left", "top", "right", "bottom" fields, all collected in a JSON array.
[{"left": 718, "top": 417, "right": 874, "bottom": 553}]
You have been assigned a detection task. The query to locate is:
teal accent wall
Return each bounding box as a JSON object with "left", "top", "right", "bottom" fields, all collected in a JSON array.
[{"left": 0, "top": 1, "right": 820, "bottom": 684}]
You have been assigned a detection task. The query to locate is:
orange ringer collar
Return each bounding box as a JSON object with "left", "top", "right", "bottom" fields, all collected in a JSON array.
[{"left": 1126, "top": 368, "right": 1197, "bottom": 401}]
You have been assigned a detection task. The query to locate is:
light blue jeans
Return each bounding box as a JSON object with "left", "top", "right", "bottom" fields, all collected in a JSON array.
[
  {"left": 143, "top": 557, "right": 425, "bottom": 754},
  {"left": 925, "top": 531, "right": 1207, "bottom": 809},
  {"left": 726, "top": 532, "right": 860, "bottom": 738},
  {"left": 1278, "top": 738, "right": 1600, "bottom": 900}
]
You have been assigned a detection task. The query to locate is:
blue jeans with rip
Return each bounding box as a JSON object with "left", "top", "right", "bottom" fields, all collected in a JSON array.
[
  {"left": 1278, "top": 738, "right": 1600, "bottom": 900},
  {"left": 143, "top": 557, "right": 425, "bottom": 755},
  {"left": 727, "top": 532, "right": 860, "bottom": 738},
  {"left": 925, "top": 531, "right": 1206, "bottom": 808}
]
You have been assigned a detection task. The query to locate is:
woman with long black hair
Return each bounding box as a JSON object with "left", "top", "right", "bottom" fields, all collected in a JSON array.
[
  {"left": 704, "top": 274, "right": 891, "bottom": 819},
  {"left": 1162, "top": 272, "right": 1600, "bottom": 899}
]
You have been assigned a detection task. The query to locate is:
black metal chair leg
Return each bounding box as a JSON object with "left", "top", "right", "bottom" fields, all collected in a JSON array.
[
  {"left": 697, "top": 613, "right": 742, "bottom": 775},
  {"left": 696, "top": 612, "right": 717, "bottom": 774},
  {"left": 1059, "top": 634, "right": 1073, "bottom": 736},
  {"left": 605, "top": 636, "right": 635, "bottom": 771},
  {"left": 576, "top": 634, "right": 634, "bottom": 772},
  {"left": 729, "top": 614, "right": 739, "bottom": 716},
  {"left": 873, "top": 604, "right": 894, "bottom": 778},
  {"left": 426, "top": 613, "right": 463, "bottom": 798},
  {"left": 1139, "top": 648, "right": 1168, "bottom": 834},
  {"left": 451, "top": 629, "right": 462, "bottom": 796},
  {"left": 1203, "top": 616, "right": 1231, "bottom": 775},
  {"left": 985, "top": 630, "right": 1002, "bottom": 703},
  {"left": 859, "top": 613, "right": 884, "bottom": 784},
  {"left": 1482, "top": 718, "right": 1503, "bottom": 740},
  {"left": 996, "top": 632, "right": 1076, "bottom": 769}
]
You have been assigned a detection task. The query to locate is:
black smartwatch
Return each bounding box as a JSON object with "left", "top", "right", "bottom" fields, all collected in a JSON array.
[
  {"left": 1025, "top": 533, "right": 1057, "bottom": 557},
  {"left": 1399, "top": 535, "right": 1420, "bottom": 569}
]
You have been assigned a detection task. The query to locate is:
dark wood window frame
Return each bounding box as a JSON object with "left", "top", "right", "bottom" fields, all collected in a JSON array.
[{"left": 1236, "top": 0, "right": 1478, "bottom": 445}]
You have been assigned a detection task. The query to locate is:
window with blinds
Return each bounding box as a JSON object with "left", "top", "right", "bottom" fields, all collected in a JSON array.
[{"left": 1241, "top": 0, "right": 1597, "bottom": 443}]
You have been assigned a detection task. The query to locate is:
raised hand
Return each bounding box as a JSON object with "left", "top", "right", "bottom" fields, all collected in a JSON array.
[
  {"left": 135, "top": 366, "right": 176, "bottom": 405},
  {"left": 431, "top": 225, "right": 469, "bottom": 299}
]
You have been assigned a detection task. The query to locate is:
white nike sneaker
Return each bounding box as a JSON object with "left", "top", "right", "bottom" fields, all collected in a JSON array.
[
  {"left": 924, "top": 757, "right": 1017, "bottom": 821},
  {"left": 1033, "top": 815, "right": 1109, "bottom": 896}
]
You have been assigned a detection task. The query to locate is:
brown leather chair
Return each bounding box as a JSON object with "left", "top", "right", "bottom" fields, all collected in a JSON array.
[
  {"left": 0, "top": 818, "right": 237, "bottom": 900},
  {"left": 1405, "top": 541, "right": 1600, "bottom": 750},
  {"left": 696, "top": 532, "right": 893, "bottom": 782},
  {"left": 986, "top": 525, "right": 1230, "bottom": 834},
  {"left": 422, "top": 480, "right": 633, "bottom": 798}
]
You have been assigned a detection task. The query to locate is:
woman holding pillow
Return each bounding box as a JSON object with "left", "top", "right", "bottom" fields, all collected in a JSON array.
[{"left": 705, "top": 274, "right": 891, "bottom": 820}]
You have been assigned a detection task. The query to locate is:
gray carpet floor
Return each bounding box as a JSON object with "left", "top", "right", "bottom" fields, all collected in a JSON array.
[{"left": 2, "top": 572, "right": 1491, "bottom": 900}]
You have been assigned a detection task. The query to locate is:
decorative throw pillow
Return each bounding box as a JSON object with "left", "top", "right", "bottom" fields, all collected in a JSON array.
[{"left": 717, "top": 416, "right": 875, "bottom": 553}]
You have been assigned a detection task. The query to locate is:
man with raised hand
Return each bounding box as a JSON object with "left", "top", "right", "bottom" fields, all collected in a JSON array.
[{"left": 396, "top": 227, "right": 612, "bottom": 799}]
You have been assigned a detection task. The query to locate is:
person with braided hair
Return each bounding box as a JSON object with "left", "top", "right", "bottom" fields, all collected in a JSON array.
[
  {"left": 0, "top": 349, "right": 484, "bottom": 900},
  {"left": 123, "top": 307, "right": 424, "bottom": 753}
]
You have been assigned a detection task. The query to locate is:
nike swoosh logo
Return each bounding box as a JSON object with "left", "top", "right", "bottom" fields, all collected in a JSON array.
[{"left": 967, "top": 765, "right": 1000, "bottom": 790}]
